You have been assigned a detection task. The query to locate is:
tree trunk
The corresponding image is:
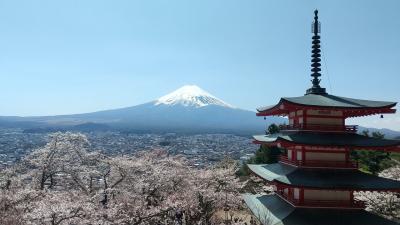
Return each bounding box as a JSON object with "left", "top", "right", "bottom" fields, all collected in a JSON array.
[
  {"left": 49, "top": 174, "right": 54, "bottom": 189},
  {"left": 40, "top": 171, "right": 47, "bottom": 190},
  {"left": 101, "top": 175, "right": 108, "bottom": 206},
  {"left": 5, "top": 179, "right": 11, "bottom": 190},
  {"left": 89, "top": 176, "right": 93, "bottom": 193}
]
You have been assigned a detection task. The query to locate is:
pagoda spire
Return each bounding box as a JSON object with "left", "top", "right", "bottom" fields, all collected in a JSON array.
[{"left": 306, "top": 9, "right": 326, "bottom": 95}]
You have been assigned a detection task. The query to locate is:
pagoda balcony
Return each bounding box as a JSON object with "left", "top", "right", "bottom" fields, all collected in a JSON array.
[
  {"left": 279, "top": 124, "right": 358, "bottom": 133},
  {"left": 279, "top": 156, "right": 358, "bottom": 169},
  {"left": 278, "top": 192, "right": 365, "bottom": 209}
]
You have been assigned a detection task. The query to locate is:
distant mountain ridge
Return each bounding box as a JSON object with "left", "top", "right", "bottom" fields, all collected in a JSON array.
[
  {"left": 1, "top": 85, "right": 400, "bottom": 137},
  {"left": 358, "top": 126, "right": 400, "bottom": 139},
  {"left": 0, "top": 85, "right": 285, "bottom": 134}
]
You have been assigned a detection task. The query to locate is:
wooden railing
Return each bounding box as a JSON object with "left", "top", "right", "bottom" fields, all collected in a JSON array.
[
  {"left": 301, "top": 199, "right": 365, "bottom": 208},
  {"left": 279, "top": 124, "right": 358, "bottom": 133},
  {"left": 278, "top": 192, "right": 364, "bottom": 209},
  {"left": 279, "top": 156, "right": 358, "bottom": 169}
]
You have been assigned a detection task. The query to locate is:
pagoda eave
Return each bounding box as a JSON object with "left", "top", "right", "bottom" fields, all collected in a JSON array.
[
  {"left": 271, "top": 181, "right": 400, "bottom": 192},
  {"left": 254, "top": 139, "right": 400, "bottom": 152},
  {"left": 253, "top": 133, "right": 400, "bottom": 152},
  {"left": 257, "top": 104, "right": 396, "bottom": 118},
  {"left": 345, "top": 108, "right": 396, "bottom": 118},
  {"left": 256, "top": 97, "right": 397, "bottom": 118},
  {"left": 243, "top": 194, "right": 399, "bottom": 225},
  {"left": 247, "top": 164, "right": 400, "bottom": 191}
]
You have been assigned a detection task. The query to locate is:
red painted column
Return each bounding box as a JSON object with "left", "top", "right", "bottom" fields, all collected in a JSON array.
[
  {"left": 292, "top": 149, "right": 296, "bottom": 162},
  {"left": 350, "top": 191, "right": 354, "bottom": 206},
  {"left": 342, "top": 115, "right": 345, "bottom": 131},
  {"left": 276, "top": 183, "right": 281, "bottom": 195},
  {"left": 300, "top": 188, "right": 305, "bottom": 205},
  {"left": 289, "top": 188, "right": 293, "bottom": 202}
]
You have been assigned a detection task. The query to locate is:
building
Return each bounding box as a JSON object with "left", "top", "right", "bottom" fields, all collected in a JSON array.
[{"left": 244, "top": 10, "right": 400, "bottom": 225}]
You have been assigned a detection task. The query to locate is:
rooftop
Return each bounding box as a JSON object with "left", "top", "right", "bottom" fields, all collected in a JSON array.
[
  {"left": 256, "top": 94, "right": 396, "bottom": 117},
  {"left": 261, "top": 94, "right": 396, "bottom": 111},
  {"left": 253, "top": 131, "right": 400, "bottom": 151},
  {"left": 243, "top": 194, "right": 399, "bottom": 225},
  {"left": 247, "top": 163, "right": 400, "bottom": 190}
]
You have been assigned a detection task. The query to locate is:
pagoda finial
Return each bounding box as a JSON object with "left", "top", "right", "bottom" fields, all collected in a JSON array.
[{"left": 306, "top": 9, "right": 326, "bottom": 95}]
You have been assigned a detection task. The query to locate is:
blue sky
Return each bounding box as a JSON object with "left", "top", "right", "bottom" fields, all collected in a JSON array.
[{"left": 0, "top": 0, "right": 399, "bottom": 130}]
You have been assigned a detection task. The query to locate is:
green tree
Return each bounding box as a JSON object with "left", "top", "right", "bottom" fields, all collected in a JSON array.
[
  {"left": 351, "top": 130, "right": 391, "bottom": 175},
  {"left": 248, "top": 145, "right": 281, "bottom": 164},
  {"left": 267, "top": 124, "right": 280, "bottom": 135},
  {"left": 237, "top": 145, "right": 282, "bottom": 176},
  {"left": 237, "top": 123, "right": 282, "bottom": 176}
]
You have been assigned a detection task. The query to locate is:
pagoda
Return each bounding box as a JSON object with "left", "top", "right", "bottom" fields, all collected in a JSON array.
[{"left": 244, "top": 10, "right": 400, "bottom": 225}]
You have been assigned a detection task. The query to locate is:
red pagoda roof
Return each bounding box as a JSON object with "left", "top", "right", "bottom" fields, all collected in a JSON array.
[
  {"left": 257, "top": 94, "right": 396, "bottom": 117},
  {"left": 243, "top": 194, "right": 399, "bottom": 225},
  {"left": 253, "top": 131, "right": 400, "bottom": 152},
  {"left": 247, "top": 163, "right": 400, "bottom": 191}
]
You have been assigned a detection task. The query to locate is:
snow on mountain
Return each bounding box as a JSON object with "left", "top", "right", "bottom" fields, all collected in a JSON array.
[
  {"left": 1, "top": 84, "right": 288, "bottom": 134},
  {"left": 155, "top": 85, "right": 234, "bottom": 108},
  {"left": 2, "top": 84, "right": 400, "bottom": 135}
]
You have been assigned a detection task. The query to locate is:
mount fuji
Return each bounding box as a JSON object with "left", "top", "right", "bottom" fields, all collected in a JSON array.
[
  {"left": 0, "top": 85, "right": 285, "bottom": 134},
  {"left": 155, "top": 85, "right": 234, "bottom": 108}
]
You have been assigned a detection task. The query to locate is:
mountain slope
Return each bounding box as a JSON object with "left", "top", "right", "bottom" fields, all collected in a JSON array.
[
  {"left": 2, "top": 85, "right": 400, "bottom": 136},
  {"left": 0, "top": 85, "right": 285, "bottom": 134},
  {"left": 358, "top": 126, "right": 400, "bottom": 139}
]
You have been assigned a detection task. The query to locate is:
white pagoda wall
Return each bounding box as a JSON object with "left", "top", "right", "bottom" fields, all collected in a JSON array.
[
  {"left": 307, "top": 109, "right": 343, "bottom": 116},
  {"left": 305, "top": 152, "right": 346, "bottom": 161},
  {"left": 306, "top": 117, "right": 343, "bottom": 126},
  {"left": 287, "top": 109, "right": 345, "bottom": 127},
  {"left": 304, "top": 190, "right": 350, "bottom": 201}
]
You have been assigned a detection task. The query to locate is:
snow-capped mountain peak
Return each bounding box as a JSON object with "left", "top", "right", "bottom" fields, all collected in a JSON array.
[{"left": 155, "top": 85, "right": 234, "bottom": 108}]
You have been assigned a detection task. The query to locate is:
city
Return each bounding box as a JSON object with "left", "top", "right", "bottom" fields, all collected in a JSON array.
[{"left": 0, "top": 128, "right": 257, "bottom": 169}]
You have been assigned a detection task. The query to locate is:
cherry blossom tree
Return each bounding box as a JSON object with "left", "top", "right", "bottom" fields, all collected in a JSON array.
[
  {"left": 1, "top": 132, "right": 245, "bottom": 225},
  {"left": 355, "top": 165, "right": 400, "bottom": 221},
  {"left": 24, "top": 191, "right": 94, "bottom": 225}
]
